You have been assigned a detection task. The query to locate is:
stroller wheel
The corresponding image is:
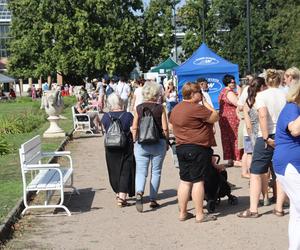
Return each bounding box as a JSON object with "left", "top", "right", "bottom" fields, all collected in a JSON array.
[
  {"left": 207, "top": 200, "right": 216, "bottom": 213},
  {"left": 228, "top": 195, "right": 238, "bottom": 205}
]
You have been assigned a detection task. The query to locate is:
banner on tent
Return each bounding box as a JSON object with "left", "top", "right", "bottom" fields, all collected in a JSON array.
[
  {"left": 206, "top": 77, "right": 223, "bottom": 94},
  {"left": 176, "top": 73, "right": 239, "bottom": 110},
  {"left": 193, "top": 57, "right": 219, "bottom": 66}
]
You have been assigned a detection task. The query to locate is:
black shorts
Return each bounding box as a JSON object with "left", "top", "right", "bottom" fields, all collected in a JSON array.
[
  {"left": 176, "top": 144, "right": 213, "bottom": 183},
  {"left": 250, "top": 135, "right": 275, "bottom": 174}
]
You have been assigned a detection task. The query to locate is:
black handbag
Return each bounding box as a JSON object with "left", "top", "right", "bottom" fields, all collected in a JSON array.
[{"left": 138, "top": 106, "right": 160, "bottom": 144}]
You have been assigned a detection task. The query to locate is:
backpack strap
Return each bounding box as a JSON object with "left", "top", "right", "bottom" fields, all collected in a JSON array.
[
  {"left": 107, "top": 112, "right": 126, "bottom": 131},
  {"left": 118, "top": 112, "right": 125, "bottom": 120},
  {"left": 141, "top": 105, "right": 156, "bottom": 116}
]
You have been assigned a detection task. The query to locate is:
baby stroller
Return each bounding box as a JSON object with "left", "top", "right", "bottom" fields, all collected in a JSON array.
[{"left": 204, "top": 154, "right": 238, "bottom": 213}]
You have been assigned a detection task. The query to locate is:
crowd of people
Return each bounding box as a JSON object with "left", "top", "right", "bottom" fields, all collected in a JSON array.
[
  {"left": 95, "top": 76, "right": 230, "bottom": 223},
  {"left": 72, "top": 67, "right": 299, "bottom": 249}
]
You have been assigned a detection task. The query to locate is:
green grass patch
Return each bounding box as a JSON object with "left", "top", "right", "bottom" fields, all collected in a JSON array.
[{"left": 0, "top": 95, "right": 76, "bottom": 223}]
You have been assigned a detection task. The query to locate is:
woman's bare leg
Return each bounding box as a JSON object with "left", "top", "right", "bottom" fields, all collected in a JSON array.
[
  {"left": 261, "top": 173, "right": 269, "bottom": 202},
  {"left": 274, "top": 180, "right": 287, "bottom": 212},
  {"left": 249, "top": 173, "right": 261, "bottom": 213}
]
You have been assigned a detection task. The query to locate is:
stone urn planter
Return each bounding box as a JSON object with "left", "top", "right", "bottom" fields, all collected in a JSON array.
[{"left": 41, "top": 89, "right": 65, "bottom": 138}]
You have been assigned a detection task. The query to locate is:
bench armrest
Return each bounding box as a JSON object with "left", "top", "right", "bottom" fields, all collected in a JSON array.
[
  {"left": 41, "top": 151, "right": 73, "bottom": 170},
  {"left": 42, "top": 151, "right": 71, "bottom": 157},
  {"left": 26, "top": 163, "right": 60, "bottom": 169}
]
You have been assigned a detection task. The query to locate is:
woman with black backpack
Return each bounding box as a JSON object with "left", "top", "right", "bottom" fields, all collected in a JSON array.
[
  {"left": 101, "top": 93, "right": 135, "bottom": 207},
  {"left": 131, "top": 81, "right": 169, "bottom": 213}
]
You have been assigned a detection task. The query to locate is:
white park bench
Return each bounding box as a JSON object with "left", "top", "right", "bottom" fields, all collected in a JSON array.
[
  {"left": 71, "top": 106, "right": 104, "bottom": 135},
  {"left": 19, "top": 135, "right": 79, "bottom": 216},
  {"left": 71, "top": 106, "right": 94, "bottom": 134}
]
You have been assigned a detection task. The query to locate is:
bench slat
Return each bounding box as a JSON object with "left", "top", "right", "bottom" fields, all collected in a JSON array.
[
  {"left": 27, "top": 168, "right": 72, "bottom": 190},
  {"left": 21, "top": 135, "right": 41, "bottom": 153}
]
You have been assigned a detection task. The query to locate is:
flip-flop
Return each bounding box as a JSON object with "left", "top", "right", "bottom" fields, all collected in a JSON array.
[
  {"left": 273, "top": 209, "right": 284, "bottom": 217},
  {"left": 195, "top": 214, "right": 217, "bottom": 223},
  {"left": 237, "top": 209, "right": 260, "bottom": 218},
  {"left": 179, "top": 212, "right": 194, "bottom": 221}
]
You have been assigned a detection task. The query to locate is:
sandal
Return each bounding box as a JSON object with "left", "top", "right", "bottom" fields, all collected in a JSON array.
[
  {"left": 237, "top": 209, "right": 260, "bottom": 218},
  {"left": 195, "top": 214, "right": 217, "bottom": 223},
  {"left": 149, "top": 200, "right": 160, "bottom": 209},
  {"left": 117, "top": 198, "right": 129, "bottom": 207},
  {"left": 136, "top": 193, "right": 143, "bottom": 213},
  {"left": 273, "top": 209, "right": 284, "bottom": 217},
  {"left": 179, "top": 212, "right": 194, "bottom": 221}
]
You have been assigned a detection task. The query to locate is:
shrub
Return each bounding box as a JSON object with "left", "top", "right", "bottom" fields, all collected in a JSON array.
[
  {"left": 0, "top": 116, "right": 23, "bottom": 134},
  {"left": 0, "top": 137, "right": 9, "bottom": 155},
  {"left": 0, "top": 111, "right": 46, "bottom": 135}
]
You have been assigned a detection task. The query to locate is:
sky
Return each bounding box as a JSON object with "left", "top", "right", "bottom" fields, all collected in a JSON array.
[{"left": 143, "top": 0, "right": 186, "bottom": 8}]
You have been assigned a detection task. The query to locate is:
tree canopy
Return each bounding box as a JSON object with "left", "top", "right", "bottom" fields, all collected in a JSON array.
[
  {"left": 178, "top": 0, "right": 300, "bottom": 74},
  {"left": 8, "top": 0, "right": 143, "bottom": 83},
  {"left": 138, "top": 0, "right": 176, "bottom": 72},
  {"left": 7, "top": 0, "right": 300, "bottom": 82}
]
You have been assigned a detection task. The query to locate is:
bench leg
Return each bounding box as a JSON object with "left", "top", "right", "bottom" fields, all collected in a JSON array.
[
  {"left": 21, "top": 207, "right": 29, "bottom": 216},
  {"left": 21, "top": 205, "right": 71, "bottom": 216},
  {"left": 58, "top": 205, "right": 71, "bottom": 216}
]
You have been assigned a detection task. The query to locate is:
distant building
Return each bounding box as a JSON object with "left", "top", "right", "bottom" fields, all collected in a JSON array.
[{"left": 0, "top": 0, "right": 11, "bottom": 70}]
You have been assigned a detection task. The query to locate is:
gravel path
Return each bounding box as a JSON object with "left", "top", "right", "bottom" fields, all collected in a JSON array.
[{"left": 4, "top": 129, "right": 289, "bottom": 250}]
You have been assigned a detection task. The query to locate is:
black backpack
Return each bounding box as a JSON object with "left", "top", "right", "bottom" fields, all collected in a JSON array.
[
  {"left": 104, "top": 113, "right": 127, "bottom": 149},
  {"left": 138, "top": 106, "right": 160, "bottom": 144}
]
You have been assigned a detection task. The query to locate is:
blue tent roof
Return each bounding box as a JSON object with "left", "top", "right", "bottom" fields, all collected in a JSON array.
[
  {"left": 174, "top": 43, "right": 239, "bottom": 109},
  {"left": 174, "top": 43, "right": 238, "bottom": 75}
]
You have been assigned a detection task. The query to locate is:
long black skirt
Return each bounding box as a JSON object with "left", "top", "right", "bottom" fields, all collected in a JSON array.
[{"left": 105, "top": 142, "right": 135, "bottom": 197}]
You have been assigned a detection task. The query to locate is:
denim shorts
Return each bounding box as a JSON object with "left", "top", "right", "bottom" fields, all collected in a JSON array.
[
  {"left": 176, "top": 144, "right": 213, "bottom": 183},
  {"left": 244, "top": 136, "right": 254, "bottom": 154},
  {"left": 250, "top": 135, "right": 275, "bottom": 174}
]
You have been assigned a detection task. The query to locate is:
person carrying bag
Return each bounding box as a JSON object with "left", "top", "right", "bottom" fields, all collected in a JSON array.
[{"left": 131, "top": 81, "right": 169, "bottom": 213}]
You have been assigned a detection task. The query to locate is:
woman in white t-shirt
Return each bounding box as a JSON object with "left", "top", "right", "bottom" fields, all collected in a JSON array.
[
  {"left": 131, "top": 79, "right": 144, "bottom": 112},
  {"left": 165, "top": 82, "right": 178, "bottom": 114},
  {"left": 238, "top": 69, "right": 286, "bottom": 218}
]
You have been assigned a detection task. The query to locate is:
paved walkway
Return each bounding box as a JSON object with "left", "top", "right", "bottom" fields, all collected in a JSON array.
[{"left": 5, "top": 130, "right": 289, "bottom": 250}]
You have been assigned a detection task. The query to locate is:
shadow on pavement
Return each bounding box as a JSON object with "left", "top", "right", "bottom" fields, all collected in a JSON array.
[
  {"left": 211, "top": 195, "right": 250, "bottom": 217},
  {"left": 141, "top": 189, "right": 178, "bottom": 213},
  {"left": 54, "top": 188, "right": 105, "bottom": 214}
]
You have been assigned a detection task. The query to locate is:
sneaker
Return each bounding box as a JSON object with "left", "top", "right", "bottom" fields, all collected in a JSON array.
[{"left": 136, "top": 193, "right": 143, "bottom": 213}]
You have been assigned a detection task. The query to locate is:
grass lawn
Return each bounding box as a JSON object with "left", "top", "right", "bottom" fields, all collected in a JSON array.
[{"left": 0, "top": 96, "right": 76, "bottom": 223}]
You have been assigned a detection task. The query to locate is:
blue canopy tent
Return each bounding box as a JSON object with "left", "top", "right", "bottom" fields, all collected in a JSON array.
[{"left": 174, "top": 43, "right": 239, "bottom": 109}]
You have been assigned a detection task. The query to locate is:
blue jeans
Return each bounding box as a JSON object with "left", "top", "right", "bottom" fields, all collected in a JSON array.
[
  {"left": 134, "top": 139, "right": 166, "bottom": 200},
  {"left": 166, "top": 101, "right": 178, "bottom": 113}
]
